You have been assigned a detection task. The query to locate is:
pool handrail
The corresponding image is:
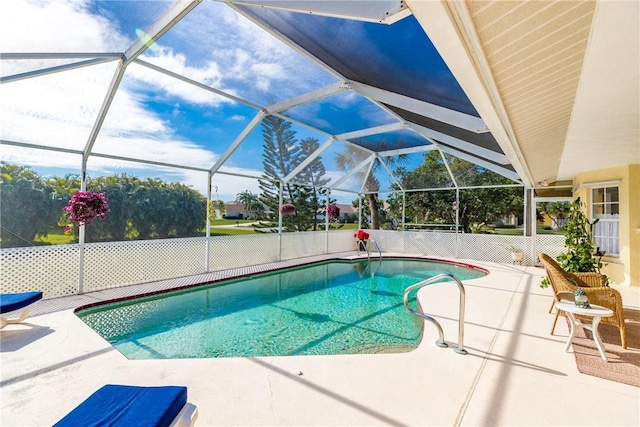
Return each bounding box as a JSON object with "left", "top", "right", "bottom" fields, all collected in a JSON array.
[
  {"left": 370, "top": 240, "right": 382, "bottom": 275},
  {"left": 358, "top": 239, "right": 382, "bottom": 277},
  {"left": 402, "top": 273, "right": 467, "bottom": 355}
]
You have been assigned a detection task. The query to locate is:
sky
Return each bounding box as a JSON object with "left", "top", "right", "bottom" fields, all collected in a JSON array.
[
  {"left": 0, "top": 0, "right": 351, "bottom": 201},
  {"left": 0, "top": 0, "right": 490, "bottom": 204}
]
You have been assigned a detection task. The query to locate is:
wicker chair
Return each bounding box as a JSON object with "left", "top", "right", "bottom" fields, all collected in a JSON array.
[{"left": 539, "top": 253, "right": 627, "bottom": 349}]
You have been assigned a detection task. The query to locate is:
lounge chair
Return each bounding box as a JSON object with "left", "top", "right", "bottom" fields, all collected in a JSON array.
[
  {"left": 53, "top": 384, "right": 198, "bottom": 427},
  {"left": 0, "top": 291, "right": 43, "bottom": 329},
  {"left": 539, "top": 253, "right": 627, "bottom": 348}
]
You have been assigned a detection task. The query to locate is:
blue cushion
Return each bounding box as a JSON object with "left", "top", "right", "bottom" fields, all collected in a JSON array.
[
  {"left": 0, "top": 292, "right": 43, "bottom": 314},
  {"left": 54, "top": 384, "right": 187, "bottom": 427}
]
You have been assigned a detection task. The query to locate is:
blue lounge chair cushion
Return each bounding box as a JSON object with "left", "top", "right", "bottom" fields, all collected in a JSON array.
[
  {"left": 0, "top": 292, "right": 43, "bottom": 314},
  {"left": 54, "top": 384, "right": 187, "bottom": 427}
]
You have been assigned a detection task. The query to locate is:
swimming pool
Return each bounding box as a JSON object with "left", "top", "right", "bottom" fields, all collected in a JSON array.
[{"left": 78, "top": 258, "right": 486, "bottom": 359}]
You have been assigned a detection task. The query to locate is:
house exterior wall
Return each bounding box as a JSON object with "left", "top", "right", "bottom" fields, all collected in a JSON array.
[{"left": 574, "top": 164, "right": 639, "bottom": 287}]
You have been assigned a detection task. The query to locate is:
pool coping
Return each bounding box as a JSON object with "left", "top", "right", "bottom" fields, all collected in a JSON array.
[{"left": 71, "top": 254, "right": 489, "bottom": 315}]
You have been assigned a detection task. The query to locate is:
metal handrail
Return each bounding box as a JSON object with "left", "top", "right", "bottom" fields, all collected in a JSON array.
[
  {"left": 402, "top": 273, "right": 467, "bottom": 355},
  {"left": 369, "top": 239, "right": 382, "bottom": 276},
  {"left": 357, "top": 239, "right": 383, "bottom": 277},
  {"left": 356, "top": 238, "right": 370, "bottom": 259},
  {"left": 370, "top": 239, "right": 383, "bottom": 262}
]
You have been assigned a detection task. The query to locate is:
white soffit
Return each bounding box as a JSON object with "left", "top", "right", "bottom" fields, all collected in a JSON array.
[
  {"left": 559, "top": 0, "right": 640, "bottom": 179},
  {"left": 462, "top": 0, "right": 595, "bottom": 186}
]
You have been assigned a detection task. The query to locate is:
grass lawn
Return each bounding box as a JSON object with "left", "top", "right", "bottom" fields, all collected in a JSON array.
[
  {"left": 210, "top": 219, "right": 256, "bottom": 226},
  {"left": 30, "top": 222, "right": 559, "bottom": 244},
  {"left": 493, "top": 226, "right": 563, "bottom": 235},
  {"left": 209, "top": 227, "right": 258, "bottom": 236},
  {"left": 32, "top": 222, "right": 358, "bottom": 244},
  {"left": 34, "top": 231, "right": 76, "bottom": 245}
]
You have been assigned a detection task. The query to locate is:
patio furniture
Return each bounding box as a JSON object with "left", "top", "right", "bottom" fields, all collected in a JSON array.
[
  {"left": 556, "top": 301, "right": 614, "bottom": 361},
  {"left": 0, "top": 291, "right": 43, "bottom": 329},
  {"left": 53, "top": 384, "right": 198, "bottom": 427},
  {"left": 539, "top": 253, "right": 627, "bottom": 348}
]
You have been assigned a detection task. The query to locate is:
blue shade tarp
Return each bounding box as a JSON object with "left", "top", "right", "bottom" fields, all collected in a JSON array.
[{"left": 237, "top": 6, "right": 479, "bottom": 117}]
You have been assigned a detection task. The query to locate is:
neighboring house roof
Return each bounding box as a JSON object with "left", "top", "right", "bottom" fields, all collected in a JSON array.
[
  {"left": 336, "top": 204, "right": 357, "bottom": 215},
  {"left": 225, "top": 201, "right": 246, "bottom": 214}
]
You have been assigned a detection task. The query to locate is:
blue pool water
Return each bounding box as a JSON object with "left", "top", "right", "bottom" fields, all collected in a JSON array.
[{"left": 78, "top": 258, "right": 485, "bottom": 359}]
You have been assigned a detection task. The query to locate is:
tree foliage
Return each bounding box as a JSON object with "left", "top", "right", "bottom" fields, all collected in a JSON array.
[
  {"left": 335, "top": 139, "right": 407, "bottom": 229},
  {"left": 85, "top": 175, "right": 206, "bottom": 242},
  {"left": 236, "top": 190, "right": 263, "bottom": 219},
  {"left": 389, "top": 151, "right": 523, "bottom": 231},
  {"left": 1, "top": 162, "right": 60, "bottom": 247},
  {"left": 299, "top": 137, "right": 330, "bottom": 230},
  {"left": 0, "top": 163, "right": 206, "bottom": 247},
  {"left": 538, "top": 201, "right": 571, "bottom": 228},
  {"left": 258, "top": 116, "right": 329, "bottom": 232}
]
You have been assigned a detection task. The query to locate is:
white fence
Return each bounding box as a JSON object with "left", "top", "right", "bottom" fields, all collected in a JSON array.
[{"left": 0, "top": 230, "right": 564, "bottom": 298}]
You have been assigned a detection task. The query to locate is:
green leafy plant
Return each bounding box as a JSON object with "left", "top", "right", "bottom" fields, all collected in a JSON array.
[
  {"left": 469, "top": 222, "right": 494, "bottom": 234},
  {"left": 207, "top": 200, "right": 226, "bottom": 220},
  {"left": 540, "top": 198, "right": 607, "bottom": 288}
]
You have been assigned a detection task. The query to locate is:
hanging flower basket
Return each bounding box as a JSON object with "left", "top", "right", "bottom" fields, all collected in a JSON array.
[
  {"left": 63, "top": 191, "right": 109, "bottom": 226},
  {"left": 208, "top": 199, "right": 226, "bottom": 219},
  {"left": 279, "top": 203, "right": 296, "bottom": 216}
]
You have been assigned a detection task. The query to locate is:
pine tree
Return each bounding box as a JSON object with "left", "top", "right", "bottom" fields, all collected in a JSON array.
[
  {"left": 257, "top": 115, "right": 310, "bottom": 231},
  {"left": 298, "top": 137, "right": 330, "bottom": 230}
]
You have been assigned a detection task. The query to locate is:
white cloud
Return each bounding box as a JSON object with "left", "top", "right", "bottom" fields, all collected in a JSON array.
[
  {"left": 0, "top": 62, "right": 119, "bottom": 149},
  {"left": 0, "top": 0, "right": 127, "bottom": 53},
  {"left": 0, "top": 0, "right": 225, "bottom": 186},
  {"left": 167, "top": 1, "right": 337, "bottom": 102},
  {"left": 133, "top": 48, "right": 240, "bottom": 107},
  {"left": 210, "top": 169, "right": 264, "bottom": 202},
  {"left": 0, "top": 0, "right": 341, "bottom": 196}
]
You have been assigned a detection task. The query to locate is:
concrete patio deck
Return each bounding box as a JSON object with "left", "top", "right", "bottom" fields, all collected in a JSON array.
[{"left": 1, "top": 256, "right": 639, "bottom": 426}]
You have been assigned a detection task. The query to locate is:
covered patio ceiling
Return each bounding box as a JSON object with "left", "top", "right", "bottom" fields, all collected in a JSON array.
[
  {"left": 410, "top": 0, "right": 639, "bottom": 189},
  {"left": 1, "top": 0, "right": 637, "bottom": 196}
]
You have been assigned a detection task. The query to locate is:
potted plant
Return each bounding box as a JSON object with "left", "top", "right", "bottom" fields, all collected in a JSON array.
[
  {"left": 354, "top": 229, "right": 370, "bottom": 252},
  {"left": 506, "top": 246, "right": 524, "bottom": 264},
  {"left": 540, "top": 198, "right": 608, "bottom": 288}
]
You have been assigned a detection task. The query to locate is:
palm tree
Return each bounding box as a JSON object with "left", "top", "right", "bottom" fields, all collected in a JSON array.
[
  {"left": 335, "top": 139, "right": 407, "bottom": 229},
  {"left": 236, "top": 190, "right": 262, "bottom": 219}
]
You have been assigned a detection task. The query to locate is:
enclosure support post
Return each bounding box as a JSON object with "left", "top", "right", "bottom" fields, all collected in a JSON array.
[
  {"left": 358, "top": 195, "right": 362, "bottom": 229},
  {"left": 77, "top": 161, "right": 87, "bottom": 294},
  {"left": 524, "top": 187, "right": 533, "bottom": 236},
  {"left": 325, "top": 190, "right": 330, "bottom": 254},
  {"left": 205, "top": 173, "right": 212, "bottom": 272},
  {"left": 455, "top": 188, "right": 460, "bottom": 258},
  {"left": 526, "top": 187, "right": 535, "bottom": 264},
  {"left": 402, "top": 191, "right": 406, "bottom": 230},
  {"left": 278, "top": 181, "right": 283, "bottom": 261}
]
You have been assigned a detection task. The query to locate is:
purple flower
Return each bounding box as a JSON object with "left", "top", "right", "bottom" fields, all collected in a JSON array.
[{"left": 63, "top": 191, "right": 110, "bottom": 225}]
